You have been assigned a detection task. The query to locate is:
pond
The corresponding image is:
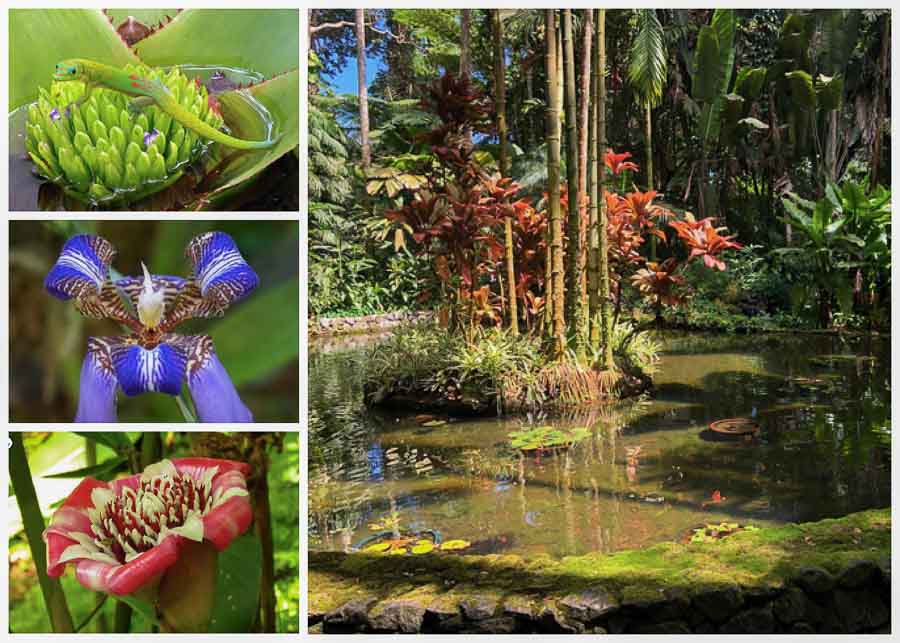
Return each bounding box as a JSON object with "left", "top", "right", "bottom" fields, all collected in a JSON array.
[{"left": 309, "top": 331, "right": 890, "bottom": 558}]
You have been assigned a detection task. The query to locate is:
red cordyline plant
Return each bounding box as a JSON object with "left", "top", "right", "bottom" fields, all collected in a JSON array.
[
  {"left": 598, "top": 149, "right": 742, "bottom": 318},
  {"left": 631, "top": 258, "right": 687, "bottom": 318},
  {"left": 668, "top": 212, "right": 743, "bottom": 271},
  {"left": 605, "top": 150, "right": 639, "bottom": 176},
  {"left": 44, "top": 457, "right": 251, "bottom": 631},
  {"left": 387, "top": 73, "right": 529, "bottom": 329}
]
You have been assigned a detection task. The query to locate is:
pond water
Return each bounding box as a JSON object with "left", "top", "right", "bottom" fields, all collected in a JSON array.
[
  {"left": 9, "top": 65, "right": 289, "bottom": 211},
  {"left": 309, "top": 331, "right": 890, "bottom": 558}
]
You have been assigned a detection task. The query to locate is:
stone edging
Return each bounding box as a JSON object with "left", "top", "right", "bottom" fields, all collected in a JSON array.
[
  {"left": 309, "top": 509, "right": 891, "bottom": 634},
  {"left": 309, "top": 311, "right": 433, "bottom": 337},
  {"left": 311, "top": 559, "right": 890, "bottom": 634}
]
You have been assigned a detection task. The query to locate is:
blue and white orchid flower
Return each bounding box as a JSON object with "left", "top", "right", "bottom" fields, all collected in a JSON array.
[{"left": 45, "top": 232, "right": 258, "bottom": 423}]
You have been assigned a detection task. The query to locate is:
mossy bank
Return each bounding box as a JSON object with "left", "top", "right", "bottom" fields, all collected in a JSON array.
[{"left": 310, "top": 508, "right": 890, "bottom": 634}]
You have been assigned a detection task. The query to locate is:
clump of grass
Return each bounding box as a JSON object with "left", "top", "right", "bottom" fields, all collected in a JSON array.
[{"left": 364, "top": 322, "right": 660, "bottom": 411}]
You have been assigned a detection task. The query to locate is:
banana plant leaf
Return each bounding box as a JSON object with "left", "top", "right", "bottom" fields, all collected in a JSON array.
[{"left": 9, "top": 8, "right": 299, "bottom": 210}]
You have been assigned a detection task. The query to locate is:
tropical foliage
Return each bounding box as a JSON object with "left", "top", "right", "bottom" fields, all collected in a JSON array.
[{"left": 309, "top": 8, "right": 890, "bottom": 346}]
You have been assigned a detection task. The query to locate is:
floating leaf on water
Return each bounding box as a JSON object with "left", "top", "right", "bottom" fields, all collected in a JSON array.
[
  {"left": 411, "top": 541, "right": 435, "bottom": 554},
  {"left": 389, "top": 547, "right": 408, "bottom": 555},
  {"left": 509, "top": 426, "right": 590, "bottom": 451},
  {"left": 439, "top": 539, "right": 472, "bottom": 551},
  {"left": 362, "top": 542, "right": 392, "bottom": 553}
]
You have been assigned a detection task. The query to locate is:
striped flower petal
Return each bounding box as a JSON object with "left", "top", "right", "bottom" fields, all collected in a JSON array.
[
  {"left": 111, "top": 341, "right": 187, "bottom": 397},
  {"left": 74, "top": 342, "right": 118, "bottom": 422},
  {"left": 44, "top": 234, "right": 116, "bottom": 302},
  {"left": 186, "top": 232, "right": 259, "bottom": 316},
  {"left": 181, "top": 335, "right": 253, "bottom": 422}
]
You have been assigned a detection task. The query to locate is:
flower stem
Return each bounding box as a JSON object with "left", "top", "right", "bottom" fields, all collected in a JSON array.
[
  {"left": 252, "top": 450, "right": 277, "bottom": 632},
  {"left": 113, "top": 601, "right": 132, "bottom": 633},
  {"left": 9, "top": 434, "right": 74, "bottom": 633},
  {"left": 75, "top": 595, "right": 108, "bottom": 632},
  {"left": 175, "top": 393, "right": 198, "bottom": 422}
]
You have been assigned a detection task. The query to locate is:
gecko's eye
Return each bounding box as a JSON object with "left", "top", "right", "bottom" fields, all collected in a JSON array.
[{"left": 69, "top": 67, "right": 77, "bottom": 74}]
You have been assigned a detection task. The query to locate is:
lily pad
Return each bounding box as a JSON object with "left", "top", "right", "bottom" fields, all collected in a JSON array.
[
  {"left": 439, "top": 539, "right": 472, "bottom": 551},
  {"left": 509, "top": 426, "right": 590, "bottom": 452},
  {"left": 411, "top": 540, "right": 435, "bottom": 554}
]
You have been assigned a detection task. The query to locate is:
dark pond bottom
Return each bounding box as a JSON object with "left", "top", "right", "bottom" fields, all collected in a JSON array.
[{"left": 309, "top": 331, "right": 890, "bottom": 558}]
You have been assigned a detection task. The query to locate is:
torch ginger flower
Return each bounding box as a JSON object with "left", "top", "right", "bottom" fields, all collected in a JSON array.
[
  {"left": 44, "top": 458, "right": 252, "bottom": 596},
  {"left": 44, "top": 232, "right": 258, "bottom": 422}
]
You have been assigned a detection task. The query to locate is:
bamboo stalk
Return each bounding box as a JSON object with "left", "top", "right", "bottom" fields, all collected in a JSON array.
[
  {"left": 545, "top": 9, "right": 566, "bottom": 357},
  {"left": 563, "top": 9, "right": 583, "bottom": 355},
  {"left": 10, "top": 434, "right": 74, "bottom": 633}
]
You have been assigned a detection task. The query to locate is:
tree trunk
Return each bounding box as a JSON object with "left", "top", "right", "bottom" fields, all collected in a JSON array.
[
  {"left": 460, "top": 10, "right": 472, "bottom": 77},
  {"left": 355, "top": 9, "right": 371, "bottom": 168},
  {"left": 596, "top": 9, "right": 614, "bottom": 369},
  {"left": 645, "top": 103, "right": 657, "bottom": 260},
  {"left": 869, "top": 13, "right": 889, "bottom": 192},
  {"left": 578, "top": 10, "right": 593, "bottom": 322},
  {"left": 546, "top": 9, "right": 566, "bottom": 357},
  {"left": 494, "top": 10, "right": 518, "bottom": 336},
  {"left": 563, "top": 9, "right": 583, "bottom": 355}
]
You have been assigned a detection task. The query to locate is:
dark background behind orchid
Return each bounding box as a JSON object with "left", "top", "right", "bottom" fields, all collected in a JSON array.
[
  {"left": 9, "top": 220, "right": 299, "bottom": 422},
  {"left": 9, "top": 431, "right": 300, "bottom": 633}
]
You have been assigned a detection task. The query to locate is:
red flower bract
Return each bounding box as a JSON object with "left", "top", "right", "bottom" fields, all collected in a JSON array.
[{"left": 44, "top": 457, "right": 252, "bottom": 596}]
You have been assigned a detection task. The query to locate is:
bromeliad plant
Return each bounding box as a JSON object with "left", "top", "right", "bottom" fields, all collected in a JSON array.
[
  {"left": 26, "top": 63, "right": 223, "bottom": 204},
  {"left": 45, "top": 231, "right": 258, "bottom": 422},
  {"left": 44, "top": 457, "right": 252, "bottom": 631},
  {"left": 10, "top": 9, "right": 300, "bottom": 210}
]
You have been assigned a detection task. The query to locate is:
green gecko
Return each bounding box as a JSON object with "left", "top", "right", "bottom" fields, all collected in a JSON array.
[{"left": 53, "top": 58, "right": 276, "bottom": 150}]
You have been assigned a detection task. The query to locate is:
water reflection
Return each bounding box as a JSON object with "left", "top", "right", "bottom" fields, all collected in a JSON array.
[{"left": 309, "top": 332, "right": 890, "bottom": 557}]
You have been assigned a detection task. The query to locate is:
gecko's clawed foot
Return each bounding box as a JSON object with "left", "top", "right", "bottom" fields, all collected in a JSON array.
[{"left": 127, "top": 96, "right": 154, "bottom": 117}]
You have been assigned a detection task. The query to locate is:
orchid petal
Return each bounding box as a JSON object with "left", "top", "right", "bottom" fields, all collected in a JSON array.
[
  {"left": 111, "top": 341, "right": 187, "bottom": 396},
  {"left": 183, "top": 336, "right": 253, "bottom": 422},
  {"left": 44, "top": 235, "right": 115, "bottom": 302},
  {"left": 74, "top": 344, "right": 118, "bottom": 422},
  {"left": 186, "top": 231, "right": 259, "bottom": 315}
]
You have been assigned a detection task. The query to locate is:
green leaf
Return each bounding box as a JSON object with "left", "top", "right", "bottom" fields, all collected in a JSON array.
[
  {"left": 43, "top": 457, "right": 128, "bottom": 479},
  {"left": 104, "top": 10, "right": 180, "bottom": 27},
  {"left": 733, "top": 66, "right": 767, "bottom": 101},
  {"left": 785, "top": 70, "right": 816, "bottom": 109},
  {"left": 114, "top": 594, "right": 161, "bottom": 626},
  {"left": 815, "top": 74, "right": 844, "bottom": 111},
  {"left": 439, "top": 539, "right": 472, "bottom": 551},
  {"left": 208, "top": 533, "right": 262, "bottom": 633},
  {"left": 204, "top": 70, "right": 301, "bottom": 197},
  {"left": 9, "top": 9, "right": 139, "bottom": 110},
  {"left": 134, "top": 9, "right": 299, "bottom": 79},
  {"left": 206, "top": 278, "right": 299, "bottom": 388},
  {"left": 692, "top": 26, "right": 721, "bottom": 103},
  {"left": 73, "top": 432, "right": 135, "bottom": 454}
]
